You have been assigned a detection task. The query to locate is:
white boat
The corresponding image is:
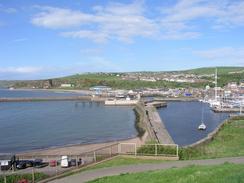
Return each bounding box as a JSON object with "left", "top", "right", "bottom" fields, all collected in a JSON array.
[
  {"left": 198, "top": 122, "right": 206, "bottom": 130},
  {"left": 198, "top": 102, "right": 207, "bottom": 130},
  {"left": 8, "top": 87, "right": 15, "bottom": 90}
]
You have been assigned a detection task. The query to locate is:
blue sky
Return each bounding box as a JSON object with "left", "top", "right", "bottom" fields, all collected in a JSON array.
[{"left": 0, "top": 0, "right": 244, "bottom": 80}]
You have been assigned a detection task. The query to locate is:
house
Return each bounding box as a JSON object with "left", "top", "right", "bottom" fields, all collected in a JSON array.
[{"left": 61, "top": 84, "right": 74, "bottom": 88}]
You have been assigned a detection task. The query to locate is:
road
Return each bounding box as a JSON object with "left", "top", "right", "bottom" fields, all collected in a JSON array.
[{"left": 49, "top": 156, "right": 244, "bottom": 183}]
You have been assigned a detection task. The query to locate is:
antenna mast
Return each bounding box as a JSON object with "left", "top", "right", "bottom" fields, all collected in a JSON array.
[{"left": 215, "top": 68, "right": 218, "bottom": 101}]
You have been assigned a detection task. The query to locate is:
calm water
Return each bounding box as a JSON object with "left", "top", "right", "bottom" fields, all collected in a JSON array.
[
  {"left": 0, "top": 89, "right": 136, "bottom": 153},
  {"left": 0, "top": 89, "right": 83, "bottom": 98},
  {"left": 158, "top": 101, "right": 229, "bottom": 146}
]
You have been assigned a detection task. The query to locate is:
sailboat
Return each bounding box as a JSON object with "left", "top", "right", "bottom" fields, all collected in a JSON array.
[{"left": 198, "top": 103, "right": 207, "bottom": 130}]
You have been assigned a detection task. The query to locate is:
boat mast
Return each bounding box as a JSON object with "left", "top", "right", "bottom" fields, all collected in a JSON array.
[{"left": 215, "top": 68, "right": 218, "bottom": 101}]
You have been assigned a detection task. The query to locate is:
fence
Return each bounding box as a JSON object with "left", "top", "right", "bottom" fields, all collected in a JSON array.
[
  {"left": 0, "top": 143, "right": 178, "bottom": 183},
  {"left": 119, "top": 143, "right": 179, "bottom": 157}
]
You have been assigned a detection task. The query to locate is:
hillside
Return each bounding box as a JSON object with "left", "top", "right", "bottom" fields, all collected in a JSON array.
[
  {"left": 11, "top": 67, "right": 244, "bottom": 90},
  {"left": 184, "top": 66, "right": 244, "bottom": 75}
]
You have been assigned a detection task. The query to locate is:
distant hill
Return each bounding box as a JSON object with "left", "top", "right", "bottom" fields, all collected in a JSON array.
[
  {"left": 10, "top": 66, "right": 244, "bottom": 89},
  {"left": 0, "top": 80, "right": 18, "bottom": 88},
  {"left": 183, "top": 67, "right": 244, "bottom": 75}
]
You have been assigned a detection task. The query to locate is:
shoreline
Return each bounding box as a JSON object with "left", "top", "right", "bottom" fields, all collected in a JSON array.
[
  {"left": 183, "top": 115, "right": 244, "bottom": 148},
  {"left": 17, "top": 132, "right": 148, "bottom": 157}
]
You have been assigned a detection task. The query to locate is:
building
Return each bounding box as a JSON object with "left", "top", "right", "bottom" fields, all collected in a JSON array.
[{"left": 60, "top": 84, "right": 75, "bottom": 88}]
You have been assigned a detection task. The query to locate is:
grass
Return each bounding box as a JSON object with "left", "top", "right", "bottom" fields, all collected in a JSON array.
[
  {"left": 81, "top": 156, "right": 166, "bottom": 172},
  {"left": 87, "top": 163, "right": 244, "bottom": 183},
  {"left": 180, "top": 118, "right": 244, "bottom": 160},
  {"left": 0, "top": 172, "right": 48, "bottom": 183}
]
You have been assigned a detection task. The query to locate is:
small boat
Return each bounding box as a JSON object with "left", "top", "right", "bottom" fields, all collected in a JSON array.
[
  {"left": 198, "top": 122, "right": 206, "bottom": 130},
  {"left": 198, "top": 102, "right": 207, "bottom": 130},
  {"left": 8, "top": 87, "right": 15, "bottom": 90}
]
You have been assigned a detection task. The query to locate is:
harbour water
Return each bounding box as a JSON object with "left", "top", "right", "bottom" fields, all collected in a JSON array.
[
  {"left": 0, "top": 89, "right": 136, "bottom": 153},
  {"left": 158, "top": 101, "right": 229, "bottom": 146},
  {"left": 0, "top": 89, "right": 83, "bottom": 98}
]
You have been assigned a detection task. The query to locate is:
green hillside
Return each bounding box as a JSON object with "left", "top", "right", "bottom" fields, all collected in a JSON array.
[
  {"left": 11, "top": 67, "right": 244, "bottom": 89},
  {"left": 184, "top": 66, "right": 244, "bottom": 75}
]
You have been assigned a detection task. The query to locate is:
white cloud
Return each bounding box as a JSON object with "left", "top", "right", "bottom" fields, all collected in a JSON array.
[
  {"left": 160, "top": 0, "right": 244, "bottom": 36},
  {"left": 31, "top": 0, "right": 244, "bottom": 42},
  {"left": 194, "top": 47, "right": 244, "bottom": 65},
  {"left": 31, "top": 2, "right": 158, "bottom": 42},
  {"left": 31, "top": 6, "right": 93, "bottom": 29},
  {"left": 0, "top": 66, "right": 43, "bottom": 74}
]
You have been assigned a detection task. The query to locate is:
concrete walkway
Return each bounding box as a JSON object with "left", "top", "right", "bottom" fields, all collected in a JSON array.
[
  {"left": 50, "top": 156, "right": 244, "bottom": 183},
  {"left": 145, "top": 104, "right": 174, "bottom": 144}
]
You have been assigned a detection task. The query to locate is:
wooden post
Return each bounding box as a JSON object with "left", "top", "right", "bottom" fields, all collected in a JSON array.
[
  {"left": 155, "top": 144, "right": 157, "bottom": 156},
  {"left": 135, "top": 144, "right": 137, "bottom": 156},
  {"left": 176, "top": 145, "right": 179, "bottom": 157},
  {"left": 32, "top": 168, "right": 35, "bottom": 183},
  {"left": 110, "top": 146, "right": 112, "bottom": 157},
  {"left": 76, "top": 156, "right": 78, "bottom": 168},
  {"left": 93, "top": 152, "right": 96, "bottom": 162},
  {"left": 4, "top": 175, "right": 6, "bottom": 183},
  {"left": 118, "top": 144, "right": 121, "bottom": 154}
]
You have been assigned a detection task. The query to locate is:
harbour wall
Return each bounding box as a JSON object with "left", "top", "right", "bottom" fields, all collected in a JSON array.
[
  {"left": 0, "top": 96, "right": 106, "bottom": 102},
  {"left": 145, "top": 102, "right": 175, "bottom": 144}
]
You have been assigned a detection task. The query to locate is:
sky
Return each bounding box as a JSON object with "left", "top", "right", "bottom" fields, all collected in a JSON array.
[{"left": 0, "top": 0, "right": 244, "bottom": 80}]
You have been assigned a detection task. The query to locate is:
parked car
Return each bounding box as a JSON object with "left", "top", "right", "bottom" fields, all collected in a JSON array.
[
  {"left": 16, "top": 161, "right": 27, "bottom": 169},
  {"left": 33, "top": 159, "right": 43, "bottom": 167},
  {"left": 61, "top": 156, "right": 69, "bottom": 168},
  {"left": 70, "top": 159, "right": 76, "bottom": 167},
  {"left": 49, "top": 160, "right": 57, "bottom": 167}
]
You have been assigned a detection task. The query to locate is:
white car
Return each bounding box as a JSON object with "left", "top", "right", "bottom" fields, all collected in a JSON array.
[{"left": 60, "top": 156, "right": 69, "bottom": 168}]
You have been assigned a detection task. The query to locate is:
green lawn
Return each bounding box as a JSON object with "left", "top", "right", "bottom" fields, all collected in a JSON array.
[
  {"left": 88, "top": 163, "right": 244, "bottom": 183},
  {"left": 81, "top": 156, "right": 166, "bottom": 172},
  {"left": 180, "top": 118, "right": 244, "bottom": 160}
]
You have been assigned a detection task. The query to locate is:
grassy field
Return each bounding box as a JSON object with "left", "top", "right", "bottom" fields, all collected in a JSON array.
[
  {"left": 0, "top": 172, "right": 48, "bottom": 183},
  {"left": 82, "top": 156, "right": 166, "bottom": 172},
  {"left": 87, "top": 163, "right": 244, "bottom": 183},
  {"left": 184, "top": 66, "right": 244, "bottom": 75},
  {"left": 180, "top": 117, "right": 244, "bottom": 160}
]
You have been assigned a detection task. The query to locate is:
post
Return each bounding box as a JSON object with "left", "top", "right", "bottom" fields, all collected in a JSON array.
[
  {"left": 76, "top": 156, "right": 78, "bottom": 168},
  {"left": 93, "top": 151, "right": 96, "bottom": 162},
  {"left": 176, "top": 145, "right": 179, "bottom": 157},
  {"left": 135, "top": 143, "right": 137, "bottom": 156},
  {"left": 110, "top": 146, "right": 112, "bottom": 157},
  {"left": 4, "top": 175, "right": 6, "bottom": 183},
  {"left": 155, "top": 144, "right": 157, "bottom": 156},
  {"left": 32, "top": 168, "right": 35, "bottom": 183},
  {"left": 118, "top": 144, "right": 121, "bottom": 154}
]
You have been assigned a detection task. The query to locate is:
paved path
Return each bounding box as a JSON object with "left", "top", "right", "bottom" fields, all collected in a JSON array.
[
  {"left": 145, "top": 104, "right": 174, "bottom": 144},
  {"left": 50, "top": 156, "right": 244, "bottom": 183}
]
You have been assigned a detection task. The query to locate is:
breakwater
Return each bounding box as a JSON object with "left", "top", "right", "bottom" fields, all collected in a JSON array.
[
  {"left": 0, "top": 96, "right": 106, "bottom": 102},
  {"left": 145, "top": 101, "right": 175, "bottom": 144}
]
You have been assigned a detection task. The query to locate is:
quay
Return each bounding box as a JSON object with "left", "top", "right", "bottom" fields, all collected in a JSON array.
[
  {"left": 0, "top": 96, "right": 106, "bottom": 102},
  {"left": 212, "top": 107, "right": 241, "bottom": 113},
  {"left": 105, "top": 99, "right": 139, "bottom": 105},
  {"left": 145, "top": 101, "right": 175, "bottom": 144}
]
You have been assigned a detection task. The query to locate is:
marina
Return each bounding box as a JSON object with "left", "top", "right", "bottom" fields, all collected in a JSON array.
[{"left": 157, "top": 101, "right": 229, "bottom": 146}]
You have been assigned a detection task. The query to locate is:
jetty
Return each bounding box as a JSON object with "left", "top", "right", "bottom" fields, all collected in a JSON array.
[
  {"left": 0, "top": 96, "right": 106, "bottom": 102},
  {"left": 105, "top": 99, "right": 139, "bottom": 106},
  {"left": 212, "top": 107, "right": 241, "bottom": 113},
  {"left": 145, "top": 101, "right": 175, "bottom": 144}
]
